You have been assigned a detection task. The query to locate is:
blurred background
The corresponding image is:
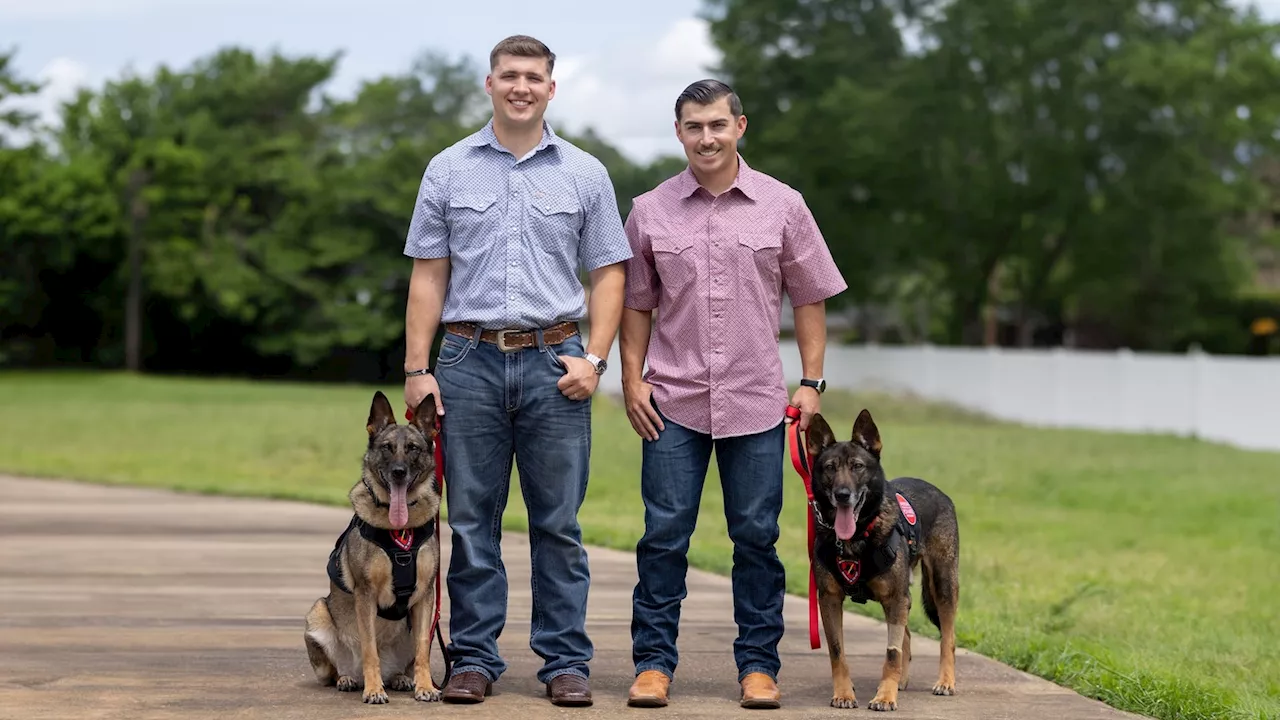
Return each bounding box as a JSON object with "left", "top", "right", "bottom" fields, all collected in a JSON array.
[{"left": 7, "top": 0, "right": 1280, "bottom": 449}]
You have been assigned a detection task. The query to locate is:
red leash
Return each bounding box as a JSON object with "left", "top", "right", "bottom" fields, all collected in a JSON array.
[
  {"left": 405, "top": 406, "right": 450, "bottom": 686},
  {"left": 784, "top": 404, "right": 822, "bottom": 650}
]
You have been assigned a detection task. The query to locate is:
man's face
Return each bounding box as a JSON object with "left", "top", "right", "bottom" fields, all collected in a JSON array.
[
  {"left": 486, "top": 54, "right": 555, "bottom": 127},
  {"left": 675, "top": 97, "right": 747, "bottom": 176}
]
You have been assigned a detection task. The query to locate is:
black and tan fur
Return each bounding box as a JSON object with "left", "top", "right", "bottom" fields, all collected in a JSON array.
[
  {"left": 303, "top": 391, "right": 444, "bottom": 704},
  {"left": 806, "top": 409, "right": 959, "bottom": 711}
]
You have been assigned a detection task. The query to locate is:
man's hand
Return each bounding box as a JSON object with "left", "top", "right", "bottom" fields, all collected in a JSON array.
[
  {"left": 556, "top": 356, "right": 600, "bottom": 401},
  {"left": 623, "top": 379, "right": 665, "bottom": 441},
  {"left": 405, "top": 374, "right": 444, "bottom": 417},
  {"left": 786, "top": 385, "right": 821, "bottom": 430}
]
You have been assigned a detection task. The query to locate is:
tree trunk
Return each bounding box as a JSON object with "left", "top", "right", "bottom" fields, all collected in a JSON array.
[{"left": 124, "top": 168, "right": 149, "bottom": 372}]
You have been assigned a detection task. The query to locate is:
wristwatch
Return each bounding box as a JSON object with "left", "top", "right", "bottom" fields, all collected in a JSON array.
[
  {"left": 800, "top": 377, "right": 826, "bottom": 394},
  {"left": 584, "top": 353, "right": 607, "bottom": 375}
]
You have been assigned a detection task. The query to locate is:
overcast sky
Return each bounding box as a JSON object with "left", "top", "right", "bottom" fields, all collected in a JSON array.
[{"left": 3, "top": 0, "right": 1279, "bottom": 163}]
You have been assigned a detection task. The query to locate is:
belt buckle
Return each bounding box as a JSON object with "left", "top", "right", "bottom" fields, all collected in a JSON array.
[{"left": 495, "top": 329, "right": 521, "bottom": 353}]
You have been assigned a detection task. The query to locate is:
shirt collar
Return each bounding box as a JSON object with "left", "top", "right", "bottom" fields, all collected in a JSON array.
[
  {"left": 675, "top": 152, "right": 759, "bottom": 200},
  {"left": 467, "top": 117, "right": 561, "bottom": 157}
]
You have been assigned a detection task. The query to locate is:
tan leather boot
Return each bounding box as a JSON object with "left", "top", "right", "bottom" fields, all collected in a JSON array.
[
  {"left": 740, "top": 672, "right": 781, "bottom": 709},
  {"left": 628, "top": 670, "right": 671, "bottom": 707}
]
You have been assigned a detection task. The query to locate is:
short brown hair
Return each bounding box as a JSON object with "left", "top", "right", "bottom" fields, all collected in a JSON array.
[{"left": 489, "top": 34, "right": 556, "bottom": 75}]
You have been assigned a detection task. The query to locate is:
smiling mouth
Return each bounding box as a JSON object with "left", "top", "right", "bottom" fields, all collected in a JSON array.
[
  {"left": 509, "top": 98, "right": 533, "bottom": 110},
  {"left": 697, "top": 147, "right": 719, "bottom": 157}
]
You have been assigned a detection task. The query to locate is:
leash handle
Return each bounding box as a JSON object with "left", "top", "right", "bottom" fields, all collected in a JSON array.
[{"left": 785, "top": 405, "right": 822, "bottom": 651}]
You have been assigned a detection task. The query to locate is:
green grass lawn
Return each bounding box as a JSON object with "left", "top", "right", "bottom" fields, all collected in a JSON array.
[{"left": 1, "top": 369, "right": 1278, "bottom": 720}]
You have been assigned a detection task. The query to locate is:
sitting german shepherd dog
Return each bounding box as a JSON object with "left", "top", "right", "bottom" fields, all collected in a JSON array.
[
  {"left": 805, "top": 409, "right": 959, "bottom": 711},
  {"left": 304, "top": 391, "right": 444, "bottom": 704}
]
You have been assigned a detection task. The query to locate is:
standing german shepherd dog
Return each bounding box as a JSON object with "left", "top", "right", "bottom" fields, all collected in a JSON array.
[
  {"left": 805, "top": 408, "right": 959, "bottom": 711},
  {"left": 304, "top": 391, "right": 444, "bottom": 704}
]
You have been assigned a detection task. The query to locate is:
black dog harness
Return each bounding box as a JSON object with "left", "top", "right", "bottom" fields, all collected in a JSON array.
[
  {"left": 326, "top": 514, "right": 435, "bottom": 625},
  {"left": 815, "top": 491, "right": 921, "bottom": 604}
]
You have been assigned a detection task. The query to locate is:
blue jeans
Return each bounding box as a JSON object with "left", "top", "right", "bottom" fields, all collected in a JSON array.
[
  {"left": 434, "top": 325, "right": 593, "bottom": 685},
  {"left": 630, "top": 402, "right": 787, "bottom": 682}
]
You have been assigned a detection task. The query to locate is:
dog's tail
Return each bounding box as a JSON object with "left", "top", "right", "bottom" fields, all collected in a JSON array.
[{"left": 921, "top": 565, "right": 941, "bottom": 630}]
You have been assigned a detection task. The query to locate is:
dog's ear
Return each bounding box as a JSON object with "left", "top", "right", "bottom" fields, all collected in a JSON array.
[
  {"left": 851, "top": 408, "right": 882, "bottom": 457},
  {"left": 367, "top": 391, "right": 397, "bottom": 437},
  {"left": 806, "top": 412, "right": 838, "bottom": 458},
  {"left": 409, "top": 393, "right": 439, "bottom": 441}
]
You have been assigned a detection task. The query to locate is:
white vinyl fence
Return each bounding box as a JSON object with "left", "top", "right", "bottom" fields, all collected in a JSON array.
[{"left": 598, "top": 341, "right": 1280, "bottom": 453}]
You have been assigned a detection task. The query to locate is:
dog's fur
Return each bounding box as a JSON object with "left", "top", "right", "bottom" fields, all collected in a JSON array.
[
  {"left": 805, "top": 408, "right": 959, "bottom": 711},
  {"left": 303, "top": 391, "right": 444, "bottom": 704}
]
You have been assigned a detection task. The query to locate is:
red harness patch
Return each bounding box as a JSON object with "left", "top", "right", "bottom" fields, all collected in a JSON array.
[
  {"left": 391, "top": 529, "right": 415, "bottom": 551},
  {"left": 895, "top": 493, "right": 917, "bottom": 525},
  {"left": 838, "top": 559, "right": 861, "bottom": 586}
]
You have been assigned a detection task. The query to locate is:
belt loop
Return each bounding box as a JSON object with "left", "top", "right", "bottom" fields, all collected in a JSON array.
[
  {"left": 468, "top": 323, "right": 482, "bottom": 347},
  {"left": 534, "top": 327, "right": 547, "bottom": 352}
]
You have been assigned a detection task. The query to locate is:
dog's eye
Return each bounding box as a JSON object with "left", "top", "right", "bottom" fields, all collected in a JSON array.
[
  {"left": 406, "top": 444, "right": 420, "bottom": 454},
  {"left": 381, "top": 442, "right": 394, "bottom": 453},
  {"left": 853, "top": 461, "right": 865, "bottom": 470}
]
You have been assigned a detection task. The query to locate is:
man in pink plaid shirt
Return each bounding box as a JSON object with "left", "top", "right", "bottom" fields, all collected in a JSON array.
[{"left": 619, "top": 79, "right": 848, "bottom": 710}]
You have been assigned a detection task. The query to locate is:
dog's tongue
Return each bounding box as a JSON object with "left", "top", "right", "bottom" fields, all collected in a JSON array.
[
  {"left": 389, "top": 485, "right": 409, "bottom": 529},
  {"left": 835, "top": 506, "right": 857, "bottom": 541}
]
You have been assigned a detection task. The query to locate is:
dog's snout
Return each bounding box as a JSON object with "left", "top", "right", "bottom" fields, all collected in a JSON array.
[
  {"left": 834, "top": 487, "right": 853, "bottom": 504},
  {"left": 390, "top": 466, "right": 407, "bottom": 481}
]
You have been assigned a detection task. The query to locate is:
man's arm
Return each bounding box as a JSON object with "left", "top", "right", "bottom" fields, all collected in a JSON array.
[
  {"left": 793, "top": 300, "right": 827, "bottom": 382},
  {"left": 402, "top": 156, "right": 451, "bottom": 415},
  {"left": 584, "top": 262, "right": 625, "bottom": 361},
  {"left": 556, "top": 162, "right": 635, "bottom": 400},
  {"left": 405, "top": 258, "right": 450, "bottom": 372},
  {"left": 618, "top": 204, "right": 664, "bottom": 440},
  {"left": 779, "top": 192, "right": 848, "bottom": 430}
]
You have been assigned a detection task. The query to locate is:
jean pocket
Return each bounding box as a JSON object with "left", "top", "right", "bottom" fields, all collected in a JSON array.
[{"left": 436, "top": 334, "right": 473, "bottom": 369}]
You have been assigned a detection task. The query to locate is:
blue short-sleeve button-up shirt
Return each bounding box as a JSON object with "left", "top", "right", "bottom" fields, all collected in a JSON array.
[{"left": 403, "top": 119, "right": 633, "bottom": 330}]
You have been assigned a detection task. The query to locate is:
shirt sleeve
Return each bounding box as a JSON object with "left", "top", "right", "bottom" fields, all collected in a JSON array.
[
  {"left": 622, "top": 200, "right": 660, "bottom": 311},
  {"left": 779, "top": 192, "right": 848, "bottom": 306},
  {"left": 578, "top": 164, "right": 634, "bottom": 272},
  {"left": 403, "top": 154, "right": 450, "bottom": 259}
]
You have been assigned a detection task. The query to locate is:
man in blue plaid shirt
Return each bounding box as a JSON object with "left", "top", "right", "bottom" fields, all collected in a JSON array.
[{"left": 401, "top": 34, "right": 632, "bottom": 708}]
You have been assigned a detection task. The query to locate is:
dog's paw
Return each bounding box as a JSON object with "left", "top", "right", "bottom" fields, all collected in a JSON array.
[
  {"left": 868, "top": 698, "right": 897, "bottom": 711},
  {"left": 336, "top": 676, "right": 359, "bottom": 692},
  {"left": 362, "top": 686, "right": 389, "bottom": 704},
  {"left": 414, "top": 684, "right": 443, "bottom": 702},
  {"left": 932, "top": 681, "right": 955, "bottom": 696},
  {"left": 388, "top": 674, "right": 414, "bottom": 692},
  {"left": 830, "top": 694, "right": 858, "bottom": 709}
]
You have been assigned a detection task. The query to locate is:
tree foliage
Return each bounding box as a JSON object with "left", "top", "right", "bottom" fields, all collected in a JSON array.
[{"left": 4, "top": 1, "right": 1280, "bottom": 378}]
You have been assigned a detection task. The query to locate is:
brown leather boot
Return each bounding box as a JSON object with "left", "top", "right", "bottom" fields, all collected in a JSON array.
[
  {"left": 627, "top": 670, "right": 671, "bottom": 707},
  {"left": 740, "top": 672, "right": 781, "bottom": 709}
]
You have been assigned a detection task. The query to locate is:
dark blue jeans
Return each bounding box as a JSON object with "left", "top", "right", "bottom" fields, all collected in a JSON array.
[
  {"left": 434, "top": 325, "right": 593, "bottom": 685},
  {"left": 630, "top": 403, "right": 787, "bottom": 683}
]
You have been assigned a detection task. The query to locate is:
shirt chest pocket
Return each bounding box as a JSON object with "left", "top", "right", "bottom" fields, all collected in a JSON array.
[
  {"left": 737, "top": 232, "right": 782, "bottom": 291},
  {"left": 651, "top": 234, "right": 697, "bottom": 295},
  {"left": 448, "top": 192, "right": 499, "bottom": 245},
  {"left": 528, "top": 194, "right": 583, "bottom": 253}
]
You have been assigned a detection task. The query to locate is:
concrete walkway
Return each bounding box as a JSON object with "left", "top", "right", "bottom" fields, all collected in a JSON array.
[{"left": 0, "top": 475, "right": 1145, "bottom": 719}]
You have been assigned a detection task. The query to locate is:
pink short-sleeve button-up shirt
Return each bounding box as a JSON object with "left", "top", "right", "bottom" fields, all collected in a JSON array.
[{"left": 623, "top": 156, "right": 848, "bottom": 439}]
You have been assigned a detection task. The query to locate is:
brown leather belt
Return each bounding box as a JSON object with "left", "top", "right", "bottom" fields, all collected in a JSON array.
[{"left": 444, "top": 320, "right": 579, "bottom": 352}]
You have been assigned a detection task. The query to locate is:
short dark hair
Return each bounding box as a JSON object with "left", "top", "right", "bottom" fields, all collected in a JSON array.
[
  {"left": 490, "top": 34, "right": 556, "bottom": 75},
  {"left": 675, "top": 79, "right": 743, "bottom": 120}
]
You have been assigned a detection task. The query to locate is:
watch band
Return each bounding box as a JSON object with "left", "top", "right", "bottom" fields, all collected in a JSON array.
[{"left": 405, "top": 367, "right": 432, "bottom": 377}]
